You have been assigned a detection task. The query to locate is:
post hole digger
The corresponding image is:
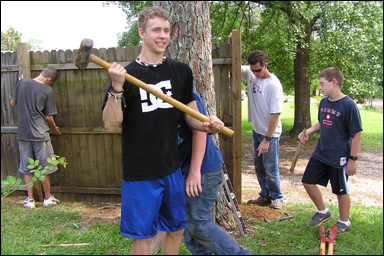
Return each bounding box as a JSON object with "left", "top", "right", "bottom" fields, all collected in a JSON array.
[
  {"left": 74, "top": 38, "right": 234, "bottom": 137},
  {"left": 319, "top": 225, "right": 338, "bottom": 255}
]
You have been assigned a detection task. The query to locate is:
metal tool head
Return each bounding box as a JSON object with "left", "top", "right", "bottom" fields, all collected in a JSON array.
[{"left": 74, "top": 38, "right": 94, "bottom": 70}]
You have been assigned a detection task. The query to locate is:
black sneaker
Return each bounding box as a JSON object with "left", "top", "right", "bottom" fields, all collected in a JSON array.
[
  {"left": 306, "top": 210, "right": 333, "bottom": 226},
  {"left": 247, "top": 197, "right": 271, "bottom": 206},
  {"left": 328, "top": 221, "right": 352, "bottom": 234}
]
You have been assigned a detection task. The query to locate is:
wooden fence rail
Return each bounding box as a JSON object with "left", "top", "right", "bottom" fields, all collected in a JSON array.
[{"left": 1, "top": 42, "right": 241, "bottom": 203}]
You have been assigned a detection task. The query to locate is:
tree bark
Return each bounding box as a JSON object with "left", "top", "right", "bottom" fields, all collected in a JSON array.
[
  {"left": 290, "top": 20, "right": 312, "bottom": 137},
  {"left": 149, "top": 2, "right": 238, "bottom": 254}
]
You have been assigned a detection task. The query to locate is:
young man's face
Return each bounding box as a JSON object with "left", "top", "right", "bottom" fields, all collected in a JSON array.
[
  {"left": 318, "top": 77, "right": 335, "bottom": 97},
  {"left": 249, "top": 63, "right": 267, "bottom": 79},
  {"left": 139, "top": 17, "right": 170, "bottom": 54}
]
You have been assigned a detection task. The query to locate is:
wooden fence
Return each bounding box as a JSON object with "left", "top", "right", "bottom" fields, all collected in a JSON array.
[{"left": 1, "top": 40, "right": 242, "bottom": 203}]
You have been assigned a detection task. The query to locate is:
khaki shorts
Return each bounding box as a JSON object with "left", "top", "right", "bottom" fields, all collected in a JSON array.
[{"left": 18, "top": 140, "right": 58, "bottom": 175}]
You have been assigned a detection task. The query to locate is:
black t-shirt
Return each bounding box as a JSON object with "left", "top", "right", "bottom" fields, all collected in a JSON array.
[
  {"left": 102, "top": 58, "right": 195, "bottom": 181},
  {"left": 312, "top": 96, "right": 363, "bottom": 168}
]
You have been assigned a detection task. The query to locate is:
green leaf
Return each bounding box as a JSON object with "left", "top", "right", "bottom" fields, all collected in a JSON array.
[
  {"left": 28, "top": 158, "right": 34, "bottom": 165},
  {"left": 1, "top": 180, "right": 10, "bottom": 185},
  {"left": 27, "top": 164, "right": 35, "bottom": 170},
  {"left": 28, "top": 182, "right": 34, "bottom": 188},
  {"left": 32, "top": 176, "right": 37, "bottom": 182},
  {"left": 7, "top": 176, "right": 16, "bottom": 184},
  {"left": 16, "top": 179, "right": 22, "bottom": 185},
  {"left": 34, "top": 170, "right": 41, "bottom": 177},
  {"left": 39, "top": 176, "right": 45, "bottom": 181}
]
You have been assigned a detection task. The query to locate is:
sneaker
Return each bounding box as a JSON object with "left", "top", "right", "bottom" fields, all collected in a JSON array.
[
  {"left": 247, "top": 197, "right": 271, "bottom": 206},
  {"left": 306, "top": 210, "right": 333, "bottom": 226},
  {"left": 328, "top": 221, "right": 352, "bottom": 234},
  {"left": 22, "top": 198, "right": 35, "bottom": 209},
  {"left": 43, "top": 195, "right": 60, "bottom": 207},
  {"left": 270, "top": 199, "right": 284, "bottom": 209}
]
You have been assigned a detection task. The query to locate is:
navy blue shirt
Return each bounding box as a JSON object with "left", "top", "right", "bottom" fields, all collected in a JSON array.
[
  {"left": 177, "top": 90, "right": 223, "bottom": 176},
  {"left": 312, "top": 96, "right": 362, "bottom": 168}
]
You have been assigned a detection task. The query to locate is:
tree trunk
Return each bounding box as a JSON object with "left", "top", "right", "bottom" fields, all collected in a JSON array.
[
  {"left": 290, "top": 22, "right": 312, "bottom": 137},
  {"left": 150, "top": 1, "right": 238, "bottom": 254}
]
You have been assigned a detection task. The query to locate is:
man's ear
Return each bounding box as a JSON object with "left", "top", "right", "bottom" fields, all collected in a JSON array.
[{"left": 138, "top": 28, "right": 145, "bottom": 39}]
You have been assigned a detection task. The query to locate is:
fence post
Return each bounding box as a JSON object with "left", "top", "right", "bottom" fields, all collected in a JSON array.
[
  {"left": 17, "top": 43, "right": 31, "bottom": 78},
  {"left": 231, "top": 30, "right": 242, "bottom": 201},
  {"left": 17, "top": 43, "right": 44, "bottom": 202}
]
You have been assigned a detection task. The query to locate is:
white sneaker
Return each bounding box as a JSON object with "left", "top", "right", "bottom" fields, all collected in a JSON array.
[
  {"left": 43, "top": 195, "right": 60, "bottom": 207},
  {"left": 22, "top": 198, "right": 35, "bottom": 209}
]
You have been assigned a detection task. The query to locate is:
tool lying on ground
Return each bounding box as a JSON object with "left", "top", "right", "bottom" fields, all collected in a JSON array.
[
  {"left": 264, "top": 216, "right": 294, "bottom": 223},
  {"left": 319, "top": 225, "right": 338, "bottom": 255},
  {"left": 222, "top": 163, "right": 247, "bottom": 237},
  {"left": 289, "top": 127, "right": 307, "bottom": 173},
  {"left": 42, "top": 243, "right": 90, "bottom": 248},
  {"left": 74, "top": 38, "right": 234, "bottom": 138}
]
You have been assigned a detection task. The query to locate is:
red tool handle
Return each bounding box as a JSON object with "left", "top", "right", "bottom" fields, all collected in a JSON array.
[
  {"left": 327, "top": 225, "right": 338, "bottom": 255},
  {"left": 319, "top": 225, "right": 326, "bottom": 255}
]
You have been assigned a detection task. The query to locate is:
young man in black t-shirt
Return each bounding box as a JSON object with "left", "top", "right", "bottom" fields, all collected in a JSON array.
[{"left": 102, "top": 6, "right": 224, "bottom": 254}]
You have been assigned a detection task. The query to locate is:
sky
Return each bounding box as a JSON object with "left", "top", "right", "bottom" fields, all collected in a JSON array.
[{"left": 1, "top": 1, "right": 128, "bottom": 51}]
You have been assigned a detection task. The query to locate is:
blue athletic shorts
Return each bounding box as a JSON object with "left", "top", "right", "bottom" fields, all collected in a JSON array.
[
  {"left": 120, "top": 169, "right": 187, "bottom": 239},
  {"left": 18, "top": 140, "right": 57, "bottom": 175},
  {"left": 302, "top": 157, "right": 350, "bottom": 195}
]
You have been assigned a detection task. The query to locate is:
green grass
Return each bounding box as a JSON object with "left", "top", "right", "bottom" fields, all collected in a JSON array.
[
  {"left": 2, "top": 96, "right": 382, "bottom": 255},
  {"left": 1, "top": 201, "right": 382, "bottom": 255},
  {"left": 239, "top": 203, "right": 383, "bottom": 255},
  {"left": 242, "top": 96, "right": 383, "bottom": 152}
]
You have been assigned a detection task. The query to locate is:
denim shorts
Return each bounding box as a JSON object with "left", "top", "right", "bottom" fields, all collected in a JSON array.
[
  {"left": 18, "top": 140, "right": 57, "bottom": 175},
  {"left": 120, "top": 169, "right": 187, "bottom": 239}
]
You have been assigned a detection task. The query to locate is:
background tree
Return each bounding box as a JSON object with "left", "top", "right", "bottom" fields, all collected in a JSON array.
[
  {"left": 1, "top": 26, "right": 44, "bottom": 51},
  {"left": 26, "top": 39, "right": 44, "bottom": 51},
  {"left": 1, "top": 26, "right": 22, "bottom": 51},
  {"left": 210, "top": 1, "right": 383, "bottom": 136},
  {"left": 107, "top": 0, "right": 383, "bottom": 133}
]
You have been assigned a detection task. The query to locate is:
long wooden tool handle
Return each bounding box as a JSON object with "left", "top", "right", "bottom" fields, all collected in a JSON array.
[
  {"left": 89, "top": 54, "right": 234, "bottom": 137},
  {"left": 42, "top": 243, "right": 90, "bottom": 248},
  {"left": 289, "top": 127, "right": 307, "bottom": 173}
]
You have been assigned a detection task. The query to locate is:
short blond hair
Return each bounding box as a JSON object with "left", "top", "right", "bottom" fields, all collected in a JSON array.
[
  {"left": 138, "top": 6, "right": 169, "bottom": 31},
  {"left": 318, "top": 67, "right": 344, "bottom": 87}
]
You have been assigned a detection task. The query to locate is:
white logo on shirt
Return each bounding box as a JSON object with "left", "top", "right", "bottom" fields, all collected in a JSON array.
[{"left": 140, "top": 80, "right": 173, "bottom": 112}]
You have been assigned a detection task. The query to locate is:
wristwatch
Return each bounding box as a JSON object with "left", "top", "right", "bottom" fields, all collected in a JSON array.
[
  {"left": 265, "top": 136, "right": 272, "bottom": 141},
  {"left": 349, "top": 155, "right": 358, "bottom": 161}
]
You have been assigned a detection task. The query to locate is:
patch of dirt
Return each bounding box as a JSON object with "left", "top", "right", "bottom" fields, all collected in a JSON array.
[{"left": 239, "top": 204, "right": 291, "bottom": 222}]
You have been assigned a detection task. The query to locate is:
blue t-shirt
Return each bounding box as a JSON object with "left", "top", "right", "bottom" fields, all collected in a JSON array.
[
  {"left": 312, "top": 95, "right": 363, "bottom": 168},
  {"left": 177, "top": 90, "right": 223, "bottom": 176}
]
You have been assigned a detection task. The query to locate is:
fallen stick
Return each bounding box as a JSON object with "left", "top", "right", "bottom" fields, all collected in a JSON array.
[{"left": 42, "top": 243, "right": 90, "bottom": 248}]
